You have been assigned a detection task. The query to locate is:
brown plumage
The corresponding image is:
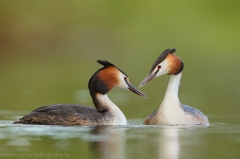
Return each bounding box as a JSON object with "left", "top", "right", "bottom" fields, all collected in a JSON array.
[
  {"left": 167, "top": 53, "right": 184, "bottom": 75},
  {"left": 98, "top": 66, "right": 119, "bottom": 90},
  {"left": 13, "top": 104, "right": 111, "bottom": 126}
]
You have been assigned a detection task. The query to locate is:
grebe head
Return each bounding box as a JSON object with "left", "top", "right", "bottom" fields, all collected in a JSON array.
[
  {"left": 89, "top": 60, "right": 148, "bottom": 98},
  {"left": 139, "top": 48, "right": 184, "bottom": 87}
]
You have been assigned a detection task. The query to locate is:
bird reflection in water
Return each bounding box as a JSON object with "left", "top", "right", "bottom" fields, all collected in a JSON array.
[
  {"left": 159, "top": 128, "right": 180, "bottom": 159},
  {"left": 89, "top": 126, "right": 126, "bottom": 159}
]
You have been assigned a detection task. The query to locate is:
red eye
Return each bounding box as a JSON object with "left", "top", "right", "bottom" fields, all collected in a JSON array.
[
  {"left": 158, "top": 65, "right": 161, "bottom": 69},
  {"left": 124, "top": 77, "right": 130, "bottom": 83}
]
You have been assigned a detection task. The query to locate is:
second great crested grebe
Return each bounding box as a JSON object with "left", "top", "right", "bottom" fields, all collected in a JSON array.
[
  {"left": 139, "top": 48, "right": 209, "bottom": 125},
  {"left": 13, "top": 60, "right": 148, "bottom": 126}
]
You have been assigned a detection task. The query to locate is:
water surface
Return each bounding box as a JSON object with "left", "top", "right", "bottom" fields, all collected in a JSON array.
[{"left": 0, "top": 112, "right": 239, "bottom": 159}]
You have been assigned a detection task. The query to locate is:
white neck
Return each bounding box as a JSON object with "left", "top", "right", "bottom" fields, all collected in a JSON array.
[
  {"left": 96, "top": 94, "right": 127, "bottom": 125},
  {"left": 161, "top": 72, "right": 182, "bottom": 108}
]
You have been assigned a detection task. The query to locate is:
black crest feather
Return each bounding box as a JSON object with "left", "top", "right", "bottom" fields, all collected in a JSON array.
[
  {"left": 169, "top": 48, "right": 176, "bottom": 53},
  {"left": 97, "top": 60, "right": 115, "bottom": 67},
  {"left": 150, "top": 48, "right": 176, "bottom": 73},
  {"left": 97, "top": 60, "right": 128, "bottom": 77}
]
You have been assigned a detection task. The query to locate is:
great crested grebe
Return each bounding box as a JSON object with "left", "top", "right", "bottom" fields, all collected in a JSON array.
[
  {"left": 139, "top": 48, "right": 209, "bottom": 125},
  {"left": 13, "top": 60, "right": 148, "bottom": 126}
]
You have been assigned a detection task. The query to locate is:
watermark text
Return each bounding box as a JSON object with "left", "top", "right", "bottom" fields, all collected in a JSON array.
[{"left": 0, "top": 151, "right": 70, "bottom": 158}]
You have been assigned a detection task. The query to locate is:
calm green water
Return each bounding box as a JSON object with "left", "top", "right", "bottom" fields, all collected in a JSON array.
[{"left": 0, "top": 112, "right": 239, "bottom": 159}]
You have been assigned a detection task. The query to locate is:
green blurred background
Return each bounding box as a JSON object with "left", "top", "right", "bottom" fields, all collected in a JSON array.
[{"left": 0, "top": 0, "right": 239, "bottom": 120}]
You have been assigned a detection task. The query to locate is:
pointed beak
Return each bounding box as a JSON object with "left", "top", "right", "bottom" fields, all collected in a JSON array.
[
  {"left": 125, "top": 79, "right": 148, "bottom": 99},
  {"left": 139, "top": 72, "right": 156, "bottom": 87}
]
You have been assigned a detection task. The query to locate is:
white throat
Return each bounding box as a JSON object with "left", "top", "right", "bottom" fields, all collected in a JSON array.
[
  {"left": 161, "top": 72, "right": 182, "bottom": 108},
  {"left": 96, "top": 94, "right": 127, "bottom": 125}
]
